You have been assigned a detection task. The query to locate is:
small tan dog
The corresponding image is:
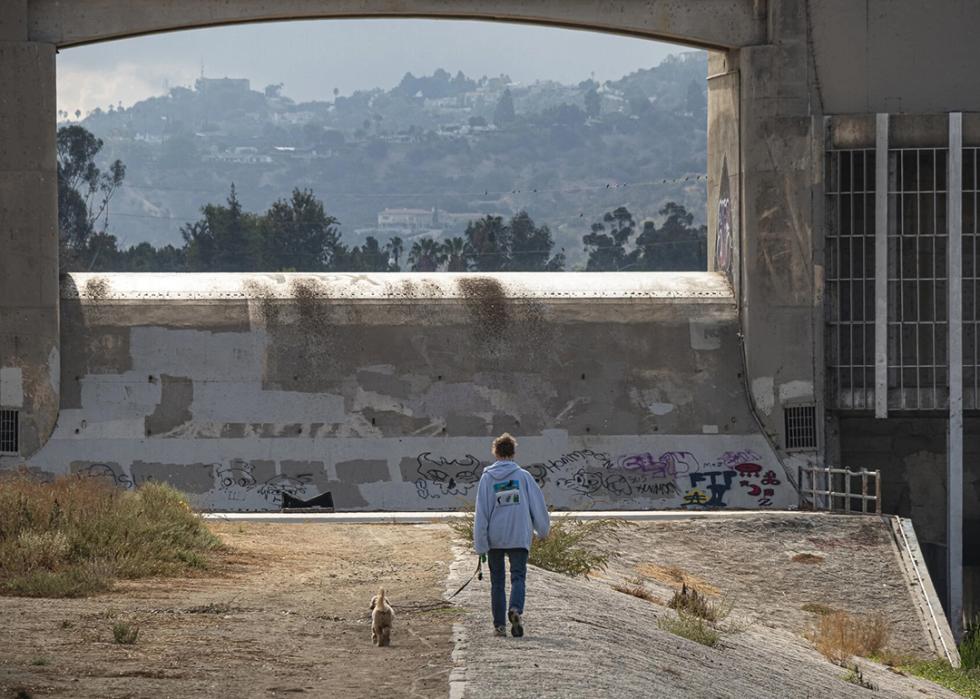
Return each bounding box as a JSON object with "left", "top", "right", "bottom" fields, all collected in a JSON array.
[{"left": 370, "top": 587, "right": 394, "bottom": 647}]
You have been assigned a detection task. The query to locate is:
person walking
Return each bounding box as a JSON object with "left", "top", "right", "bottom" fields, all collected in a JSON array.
[{"left": 473, "top": 433, "right": 550, "bottom": 637}]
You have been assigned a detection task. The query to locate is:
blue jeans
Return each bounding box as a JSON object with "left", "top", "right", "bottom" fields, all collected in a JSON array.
[{"left": 487, "top": 548, "right": 528, "bottom": 628}]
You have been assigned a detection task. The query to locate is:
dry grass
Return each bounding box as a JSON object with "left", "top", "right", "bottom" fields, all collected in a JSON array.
[
  {"left": 791, "top": 553, "right": 825, "bottom": 564},
  {"left": 612, "top": 576, "right": 662, "bottom": 604},
  {"left": 636, "top": 563, "right": 720, "bottom": 596},
  {"left": 805, "top": 610, "right": 890, "bottom": 663},
  {"left": 0, "top": 474, "right": 222, "bottom": 597}
]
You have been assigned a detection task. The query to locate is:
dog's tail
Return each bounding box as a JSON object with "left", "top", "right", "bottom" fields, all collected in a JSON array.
[{"left": 376, "top": 587, "right": 386, "bottom": 607}]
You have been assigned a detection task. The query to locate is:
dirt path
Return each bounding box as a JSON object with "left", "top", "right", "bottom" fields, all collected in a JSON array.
[{"left": 0, "top": 523, "right": 454, "bottom": 699}]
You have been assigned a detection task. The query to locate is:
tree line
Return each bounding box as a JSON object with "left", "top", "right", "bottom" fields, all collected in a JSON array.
[{"left": 58, "top": 125, "right": 706, "bottom": 273}]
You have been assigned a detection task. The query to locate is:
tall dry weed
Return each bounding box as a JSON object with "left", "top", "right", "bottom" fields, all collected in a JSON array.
[
  {"left": 805, "top": 610, "right": 890, "bottom": 663},
  {"left": 0, "top": 474, "right": 221, "bottom": 597}
]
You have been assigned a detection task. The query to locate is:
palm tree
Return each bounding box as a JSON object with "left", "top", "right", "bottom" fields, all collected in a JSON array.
[
  {"left": 386, "top": 236, "right": 404, "bottom": 270},
  {"left": 408, "top": 237, "right": 445, "bottom": 272},
  {"left": 442, "top": 237, "right": 468, "bottom": 272}
]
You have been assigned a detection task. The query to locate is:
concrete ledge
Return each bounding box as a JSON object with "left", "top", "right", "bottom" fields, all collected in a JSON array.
[
  {"left": 202, "top": 509, "right": 817, "bottom": 524},
  {"left": 63, "top": 271, "right": 733, "bottom": 302}
]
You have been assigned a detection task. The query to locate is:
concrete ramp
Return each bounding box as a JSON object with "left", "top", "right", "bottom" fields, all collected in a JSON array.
[{"left": 446, "top": 512, "right": 958, "bottom": 698}]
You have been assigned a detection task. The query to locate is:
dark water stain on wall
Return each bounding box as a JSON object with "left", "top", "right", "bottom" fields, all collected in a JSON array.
[{"left": 145, "top": 375, "right": 193, "bottom": 436}]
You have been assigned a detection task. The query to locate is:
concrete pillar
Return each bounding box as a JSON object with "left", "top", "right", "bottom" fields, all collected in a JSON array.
[
  {"left": 0, "top": 1, "right": 60, "bottom": 457},
  {"left": 737, "top": 0, "right": 821, "bottom": 470}
]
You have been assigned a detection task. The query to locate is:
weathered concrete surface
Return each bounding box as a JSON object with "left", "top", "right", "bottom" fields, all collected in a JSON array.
[
  {"left": 0, "top": 6, "right": 59, "bottom": 457},
  {"left": 810, "top": 0, "right": 980, "bottom": 114},
  {"left": 447, "top": 513, "right": 958, "bottom": 698},
  {"left": 2, "top": 272, "right": 801, "bottom": 512},
  {"left": 837, "top": 415, "right": 980, "bottom": 623},
  {"left": 27, "top": 0, "right": 766, "bottom": 49}
]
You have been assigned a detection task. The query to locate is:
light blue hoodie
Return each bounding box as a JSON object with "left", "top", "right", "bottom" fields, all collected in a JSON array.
[{"left": 473, "top": 460, "right": 550, "bottom": 554}]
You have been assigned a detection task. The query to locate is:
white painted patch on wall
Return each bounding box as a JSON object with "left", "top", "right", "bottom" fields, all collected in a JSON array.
[
  {"left": 191, "top": 382, "right": 346, "bottom": 424},
  {"left": 702, "top": 424, "right": 719, "bottom": 434},
  {"left": 778, "top": 380, "right": 814, "bottom": 403},
  {"left": 650, "top": 403, "right": 675, "bottom": 416},
  {"left": 0, "top": 367, "right": 24, "bottom": 408},
  {"left": 47, "top": 347, "right": 60, "bottom": 395},
  {"left": 689, "top": 320, "right": 723, "bottom": 351},
  {"left": 751, "top": 377, "right": 775, "bottom": 415}
]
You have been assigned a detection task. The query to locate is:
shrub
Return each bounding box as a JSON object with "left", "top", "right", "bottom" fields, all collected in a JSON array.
[
  {"left": 805, "top": 610, "right": 890, "bottom": 663},
  {"left": 448, "top": 509, "right": 628, "bottom": 577},
  {"left": 112, "top": 622, "right": 139, "bottom": 645},
  {"left": 658, "top": 611, "right": 720, "bottom": 647},
  {"left": 0, "top": 474, "right": 222, "bottom": 597}
]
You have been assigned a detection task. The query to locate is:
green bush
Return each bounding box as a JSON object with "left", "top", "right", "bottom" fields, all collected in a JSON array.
[{"left": 0, "top": 474, "right": 222, "bottom": 597}]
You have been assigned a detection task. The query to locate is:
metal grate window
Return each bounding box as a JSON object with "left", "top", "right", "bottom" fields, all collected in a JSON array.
[
  {"left": 964, "top": 147, "right": 980, "bottom": 409},
  {"left": 826, "top": 149, "right": 876, "bottom": 410},
  {"left": 0, "top": 409, "right": 18, "bottom": 454},
  {"left": 785, "top": 404, "right": 817, "bottom": 450},
  {"left": 887, "top": 148, "right": 948, "bottom": 411}
]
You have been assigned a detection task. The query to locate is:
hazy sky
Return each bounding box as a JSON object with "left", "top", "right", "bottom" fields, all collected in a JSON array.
[{"left": 57, "top": 19, "right": 686, "bottom": 115}]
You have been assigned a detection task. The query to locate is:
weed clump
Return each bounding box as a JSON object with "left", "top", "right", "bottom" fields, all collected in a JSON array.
[
  {"left": 0, "top": 474, "right": 222, "bottom": 597},
  {"left": 841, "top": 662, "right": 876, "bottom": 690},
  {"left": 805, "top": 610, "right": 890, "bottom": 663},
  {"left": 658, "top": 611, "right": 720, "bottom": 647},
  {"left": 448, "top": 510, "right": 628, "bottom": 577},
  {"left": 667, "top": 583, "right": 731, "bottom": 622},
  {"left": 112, "top": 622, "right": 139, "bottom": 645}
]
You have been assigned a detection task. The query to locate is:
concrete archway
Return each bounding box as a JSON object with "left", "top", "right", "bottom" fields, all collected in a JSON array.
[{"left": 27, "top": 0, "right": 765, "bottom": 49}]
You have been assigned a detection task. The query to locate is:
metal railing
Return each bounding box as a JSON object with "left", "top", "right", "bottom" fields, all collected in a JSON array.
[{"left": 798, "top": 466, "right": 881, "bottom": 514}]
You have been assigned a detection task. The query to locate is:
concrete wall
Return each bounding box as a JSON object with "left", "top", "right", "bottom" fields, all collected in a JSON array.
[
  {"left": 1, "top": 272, "right": 798, "bottom": 512},
  {"left": 0, "top": 2, "right": 59, "bottom": 456},
  {"left": 836, "top": 416, "right": 980, "bottom": 620},
  {"left": 810, "top": 0, "right": 980, "bottom": 114}
]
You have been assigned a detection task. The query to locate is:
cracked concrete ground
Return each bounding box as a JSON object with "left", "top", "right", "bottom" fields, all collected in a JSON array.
[{"left": 446, "top": 513, "right": 957, "bottom": 698}]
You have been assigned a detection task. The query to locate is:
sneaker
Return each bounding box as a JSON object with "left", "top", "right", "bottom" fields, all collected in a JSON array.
[
  {"left": 508, "top": 608, "right": 524, "bottom": 637},
  {"left": 494, "top": 625, "right": 507, "bottom": 637}
]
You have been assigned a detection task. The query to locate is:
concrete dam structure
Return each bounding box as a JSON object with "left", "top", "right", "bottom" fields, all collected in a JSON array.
[
  {"left": 3, "top": 0, "right": 980, "bottom": 629},
  {"left": 42, "top": 272, "right": 794, "bottom": 512}
]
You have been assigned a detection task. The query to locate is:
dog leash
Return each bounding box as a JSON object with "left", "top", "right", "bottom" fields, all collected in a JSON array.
[{"left": 448, "top": 556, "right": 483, "bottom": 599}]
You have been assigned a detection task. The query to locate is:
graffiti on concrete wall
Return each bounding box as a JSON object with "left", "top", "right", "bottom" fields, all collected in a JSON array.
[
  {"left": 410, "top": 446, "right": 791, "bottom": 509},
  {"left": 414, "top": 452, "right": 483, "bottom": 499},
  {"left": 213, "top": 460, "right": 316, "bottom": 506},
  {"left": 715, "top": 158, "right": 734, "bottom": 281},
  {"left": 77, "top": 462, "right": 135, "bottom": 489}
]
